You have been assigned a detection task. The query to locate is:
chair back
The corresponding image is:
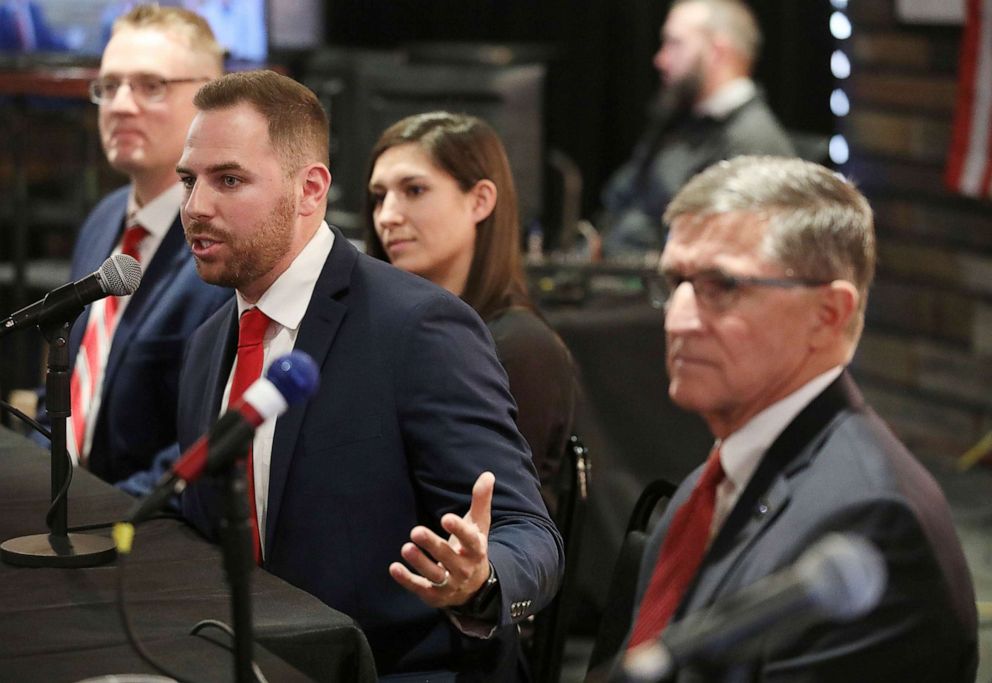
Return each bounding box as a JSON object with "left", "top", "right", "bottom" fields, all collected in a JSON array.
[
  {"left": 528, "top": 434, "right": 591, "bottom": 682},
  {"left": 585, "top": 478, "right": 678, "bottom": 677}
]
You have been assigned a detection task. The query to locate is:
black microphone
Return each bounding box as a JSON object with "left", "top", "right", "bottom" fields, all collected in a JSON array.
[
  {"left": 125, "top": 350, "right": 320, "bottom": 525},
  {"left": 0, "top": 254, "right": 143, "bottom": 338},
  {"left": 623, "top": 533, "right": 887, "bottom": 681}
]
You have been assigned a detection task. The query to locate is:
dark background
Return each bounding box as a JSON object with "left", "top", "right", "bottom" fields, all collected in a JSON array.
[
  {"left": 317, "top": 0, "right": 835, "bottom": 236},
  {"left": 0, "top": 0, "right": 835, "bottom": 388}
]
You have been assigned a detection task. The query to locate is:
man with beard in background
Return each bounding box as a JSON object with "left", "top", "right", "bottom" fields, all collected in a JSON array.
[{"left": 597, "top": 0, "right": 794, "bottom": 258}]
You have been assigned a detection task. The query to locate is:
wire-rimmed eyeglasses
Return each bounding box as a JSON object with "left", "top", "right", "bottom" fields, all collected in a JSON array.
[
  {"left": 88, "top": 75, "right": 210, "bottom": 105},
  {"left": 659, "top": 269, "right": 832, "bottom": 311}
]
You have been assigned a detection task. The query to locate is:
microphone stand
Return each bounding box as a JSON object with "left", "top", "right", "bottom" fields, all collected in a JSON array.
[
  {"left": 1, "top": 318, "right": 117, "bottom": 567},
  {"left": 219, "top": 459, "right": 256, "bottom": 683}
]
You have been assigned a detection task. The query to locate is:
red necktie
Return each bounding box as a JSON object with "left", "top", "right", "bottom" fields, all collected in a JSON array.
[
  {"left": 627, "top": 446, "right": 726, "bottom": 650},
  {"left": 69, "top": 225, "right": 147, "bottom": 463},
  {"left": 230, "top": 307, "right": 270, "bottom": 564}
]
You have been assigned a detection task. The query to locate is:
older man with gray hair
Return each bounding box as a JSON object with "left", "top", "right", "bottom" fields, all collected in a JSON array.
[{"left": 605, "top": 156, "right": 977, "bottom": 682}]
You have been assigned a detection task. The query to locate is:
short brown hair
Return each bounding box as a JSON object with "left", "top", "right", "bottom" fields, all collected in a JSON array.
[
  {"left": 363, "top": 111, "right": 531, "bottom": 320},
  {"left": 193, "top": 70, "right": 330, "bottom": 173},
  {"left": 113, "top": 4, "right": 224, "bottom": 71},
  {"left": 672, "top": 0, "right": 762, "bottom": 67}
]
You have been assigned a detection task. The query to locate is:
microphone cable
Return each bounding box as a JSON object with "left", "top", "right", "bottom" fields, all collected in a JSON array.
[
  {"left": 0, "top": 398, "right": 76, "bottom": 533},
  {"left": 0, "top": 398, "right": 52, "bottom": 440},
  {"left": 112, "top": 523, "right": 270, "bottom": 683},
  {"left": 189, "top": 620, "right": 270, "bottom": 683}
]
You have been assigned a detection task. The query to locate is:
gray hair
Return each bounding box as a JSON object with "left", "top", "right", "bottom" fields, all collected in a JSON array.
[
  {"left": 673, "top": 0, "right": 762, "bottom": 67},
  {"left": 664, "top": 155, "right": 876, "bottom": 338}
]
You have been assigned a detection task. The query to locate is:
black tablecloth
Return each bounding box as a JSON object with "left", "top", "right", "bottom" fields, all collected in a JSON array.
[{"left": 0, "top": 427, "right": 376, "bottom": 683}]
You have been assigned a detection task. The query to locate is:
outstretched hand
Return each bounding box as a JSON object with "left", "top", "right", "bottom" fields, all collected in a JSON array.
[{"left": 389, "top": 471, "right": 494, "bottom": 608}]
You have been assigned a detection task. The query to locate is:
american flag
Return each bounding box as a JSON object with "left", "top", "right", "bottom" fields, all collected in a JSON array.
[{"left": 946, "top": 0, "right": 992, "bottom": 199}]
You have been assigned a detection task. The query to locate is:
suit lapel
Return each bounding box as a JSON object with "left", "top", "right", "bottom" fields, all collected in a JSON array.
[
  {"left": 680, "top": 373, "right": 860, "bottom": 613},
  {"left": 69, "top": 196, "right": 128, "bottom": 355},
  {"left": 103, "top": 216, "right": 188, "bottom": 391},
  {"left": 78, "top": 199, "right": 126, "bottom": 279},
  {"left": 264, "top": 228, "right": 356, "bottom": 557},
  {"left": 206, "top": 302, "right": 240, "bottom": 432},
  {"left": 683, "top": 475, "right": 793, "bottom": 615}
]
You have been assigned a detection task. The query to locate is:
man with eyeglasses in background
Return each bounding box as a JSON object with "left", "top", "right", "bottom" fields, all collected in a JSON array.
[
  {"left": 18, "top": 4, "right": 231, "bottom": 494},
  {"left": 597, "top": 156, "right": 977, "bottom": 682}
]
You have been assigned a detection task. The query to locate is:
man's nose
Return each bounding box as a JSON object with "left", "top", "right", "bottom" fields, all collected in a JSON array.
[
  {"left": 664, "top": 281, "right": 703, "bottom": 333},
  {"left": 107, "top": 82, "right": 141, "bottom": 114},
  {"left": 183, "top": 180, "right": 213, "bottom": 222}
]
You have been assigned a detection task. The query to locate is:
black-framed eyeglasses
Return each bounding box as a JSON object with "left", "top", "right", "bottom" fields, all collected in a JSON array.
[
  {"left": 88, "top": 75, "right": 210, "bottom": 105},
  {"left": 660, "top": 269, "right": 832, "bottom": 311}
]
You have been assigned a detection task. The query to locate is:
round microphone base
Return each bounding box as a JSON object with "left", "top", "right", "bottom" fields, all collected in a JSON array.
[
  {"left": 75, "top": 676, "right": 177, "bottom": 682},
  {"left": 1, "top": 532, "right": 117, "bottom": 568}
]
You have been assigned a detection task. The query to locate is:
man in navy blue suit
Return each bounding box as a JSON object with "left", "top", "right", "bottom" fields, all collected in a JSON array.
[
  {"left": 175, "top": 70, "right": 563, "bottom": 680},
  {"left": 22, "top": 5, "right": 231, "bottom": 491}
]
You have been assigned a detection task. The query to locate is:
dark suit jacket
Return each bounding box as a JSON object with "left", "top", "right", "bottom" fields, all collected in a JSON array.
[
  {"left": 180, "top": 227, "right": 564, "bottom": 681},
  {"left": 612, "top": 373, "right": 977, "bottom": 682},
  {"left": 65, "top": 186, "right": 231, "bottom": 485},
  {"left": 600, "top": 90, "right": 794, "bottom": 256}
]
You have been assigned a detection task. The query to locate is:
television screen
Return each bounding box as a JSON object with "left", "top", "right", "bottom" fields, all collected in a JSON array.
[{"left": 0, "top": 0, "right": 268, "bottom": 63}]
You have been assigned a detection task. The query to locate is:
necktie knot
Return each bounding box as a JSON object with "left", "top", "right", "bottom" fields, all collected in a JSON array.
[
  {"left": 120, "top": 224, "right": 148, "bottom": 262},
  {"left": 698, "top": 446, "right": 726, "bottom": 492},
  {"left": 238, "top": 308, "right": 270, "bottom": 349}
]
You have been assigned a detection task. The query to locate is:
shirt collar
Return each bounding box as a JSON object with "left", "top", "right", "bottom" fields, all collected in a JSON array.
[
  {"left": 696, "top": 78, "right": 756, "bottom": 119},
  {"left": 235, "top": 222, "right": 335, "bottom": 331},
  {"left": 127, "top": 183, "right": 183, "bottom": 241},
  {"left": 718, "top": 365, "right": 844, "bottom": 492}
]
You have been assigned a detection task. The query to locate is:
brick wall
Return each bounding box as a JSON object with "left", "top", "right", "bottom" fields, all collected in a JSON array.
[{"left": 843, "top": 2, "right": 992, "bottom": 462}]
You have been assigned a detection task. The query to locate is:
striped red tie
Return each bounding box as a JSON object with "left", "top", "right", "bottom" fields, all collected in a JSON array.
[
  {"left": 626, "top": 446, "right": 725, "bottom": 650},
  {"left": 230, "top": 308, "right": 271, "bottom": 564},
  {"left": 68, "top": 225, "right": 147, "bottom": 464}
]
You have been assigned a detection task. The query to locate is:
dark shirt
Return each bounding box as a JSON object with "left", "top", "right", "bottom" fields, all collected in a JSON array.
[
  {"left": 487, "top": 306, "right": 576, "bottom": 515},
  {"left": 600, "top": 91, "right": 794, "bottom": 257}
]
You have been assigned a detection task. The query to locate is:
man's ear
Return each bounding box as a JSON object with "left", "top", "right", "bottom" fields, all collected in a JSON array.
[
  {"left": 810, "top": 280, "right": 858, "bottom": 349},
  {"left": 469, "top": 179, "right": 498, "bottom": 224},
  {"left": 299, "top": 164, "right": 332, "bottom": 217}
]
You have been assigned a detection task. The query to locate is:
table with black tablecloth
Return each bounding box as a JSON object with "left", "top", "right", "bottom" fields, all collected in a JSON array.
[{"left": 0, "top": 427, "right": 376, "bottom": 683}]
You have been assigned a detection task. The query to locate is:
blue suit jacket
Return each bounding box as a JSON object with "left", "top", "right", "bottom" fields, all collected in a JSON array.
[
  {"left": 180, "top": 227, "right": 564, "bottom": 680},
  {"left": 610, "top": 374, "right": 977, "bottom": 682},
  {"left": 65, "top": 186, "right": 231, "bottom": 485}
]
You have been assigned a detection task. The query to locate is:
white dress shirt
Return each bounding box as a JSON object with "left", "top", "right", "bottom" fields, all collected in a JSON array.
[
  {"left": 695, "top": 77, "right": 757, "bottom": 120},
  {"left": 710, "top": 365, "right": 845, "bottom": 537},
  {"left": 124, "top": 182, "right": 180, "bottom": 269}
]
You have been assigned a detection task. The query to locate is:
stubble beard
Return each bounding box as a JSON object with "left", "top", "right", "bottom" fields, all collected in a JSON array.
[{"left": 192, "top": 192, "right": 297, "bottom": 291}]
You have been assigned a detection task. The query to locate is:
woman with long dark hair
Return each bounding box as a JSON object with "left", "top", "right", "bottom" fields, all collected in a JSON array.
[{"left": 365, "top": 111, "right": 575, "bottom": 513}]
